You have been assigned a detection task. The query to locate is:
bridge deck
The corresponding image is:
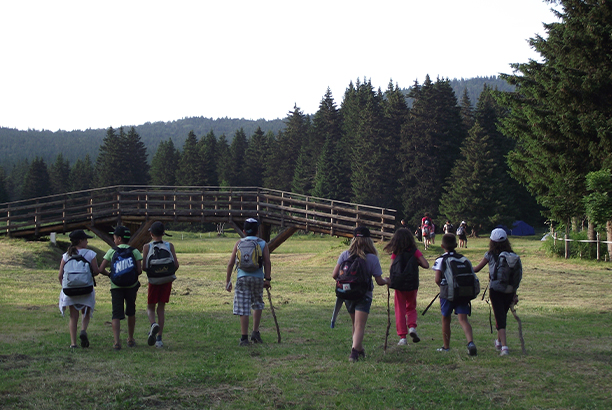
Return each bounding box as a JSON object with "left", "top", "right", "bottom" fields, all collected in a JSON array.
[{"left": 0, "top": 186, "right": 396, "bottom": 251}]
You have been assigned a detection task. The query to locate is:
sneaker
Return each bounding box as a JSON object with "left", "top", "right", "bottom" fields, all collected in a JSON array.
[
  {"left": 500, "top": 347, "right": 510, "bottom": 356},
  {"left": 155, "top": 340, "right": 164, "bottom": 348},
  {"left": 349, "top": 348, "right": 360, "bottom": 362},
  {"left": 494, "top": 339, "right": 502, "bottom": 352},
  {"left": 251, "top": 330, "right": 263, "bottom": 344},
  {"left": 436, "top": 347, "right": 450, "bottom": 352},
  {"left": 408, "top": 327, "right": 420, "bottom": 343},
  {"left": 148, "top": 323, "right": 160, "bottom": 346},
  {"left": 467, "top": 341, "right": 477, "bottom": 356},
  {"left": 79, "top": 330, "right": 90, "bottom": 348},
  {"left": 397, "top": 338, "right": 407, "bottom": 346},
  {"left": 239, "top": 338, "right": 250, "bottom": 346}
]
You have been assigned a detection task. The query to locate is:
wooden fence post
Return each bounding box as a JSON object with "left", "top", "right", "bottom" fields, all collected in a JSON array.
[
  {"left": 565, "top": 234, "right": 569, "bottom": 259},
  {"left": 597, "top": 232, "right": 601, "bottom": 261}
]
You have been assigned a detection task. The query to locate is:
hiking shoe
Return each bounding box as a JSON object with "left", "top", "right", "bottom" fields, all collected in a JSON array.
[
  {"left": 436, "top": 347, "right": 450, "bottom": 352},
  {"left": 500, "top": 347, "right": 510, "bottom": 356},
  {"left": 409, "top": 327, "right": 420, "bottom": 343},
  {"left": 148, "top": 323, "right": 160, "bottom": 346},
  {"left": 349, "top": 348, "right": 360, "bottom": 362},
  {"left": 467, "top": 341, "right": 477, "bottom": 356},
  {"left": 239, "top": 338, "right": 250, "bottom": 346},
  {"left": 79, "top": 330, "right": 90, "bottom": 348},
  {"left": 398, "top": 338, "right": 407, "bottom": 346},
  {"left": 155, "top": 340, "right": 164, "bottom": 348},
  {"left": 251, "top": 330, "right": 263, "bottom": 344},
  {"left": 494, "top": 339, "right": 502, "bottom": 352}
]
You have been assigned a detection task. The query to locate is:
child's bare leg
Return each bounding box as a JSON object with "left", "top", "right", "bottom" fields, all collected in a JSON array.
[
  {"left": 442, "top": 315, "right": 451, "bottom": 349},
  {"left": 252, "top": 309, "right": 262, "bottom": 333},
  {"left": 147, "top": 303, "right": 156, "bottom": 324},
  {"left": 112, "top": 319, "right": 121, "bottom": 346},
  {"left": 457, "top": 313, "right": 473, "bottom": 343},
  {"left": 69, "top": 306, "right": 79, "bottom": 346},
  {"left": 127, "top": 315, "right": 136, "bottom": 343},
  {"left": 81, "top": 308, "right": 91, "bottom": 332},
  {"left": 157, "top": 303, "right": 166, "bottom": 336},
  {"left": 498, "top": 328, "right": 507, "bottom": 346},
  {"left": 240, "top": 315, "right": 250, "bottom": 335}
]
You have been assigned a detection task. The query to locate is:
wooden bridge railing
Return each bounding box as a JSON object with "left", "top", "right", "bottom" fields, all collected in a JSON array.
[{"left": 0, "top": 186, "right": 396, "bottom": 244}]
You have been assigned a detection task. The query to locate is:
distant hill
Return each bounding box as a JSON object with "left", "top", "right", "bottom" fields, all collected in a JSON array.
[{"left": 0, "top": 76, "right": 514, "bottom": 169}]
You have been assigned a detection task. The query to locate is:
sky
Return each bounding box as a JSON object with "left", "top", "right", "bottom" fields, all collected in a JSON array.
[{"left": 0, "top": 0, "right": 559, "bottom": 132}]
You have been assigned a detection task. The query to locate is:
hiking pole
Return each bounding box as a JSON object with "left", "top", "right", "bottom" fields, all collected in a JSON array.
[
  {"left": 330, "top": 297, "right": 343, "bottom": 328},
  {"left": 384, "top": 286, "right": 391, "bottom": 352},
  {"left": 422, "top": 293, "right": 439, "bottom": 316},
  {"left": 509, "top": 295, "right": 526, "bottom": 354},
  {"left": 266, "top": 287, "right": 281, "bottom": 343}
]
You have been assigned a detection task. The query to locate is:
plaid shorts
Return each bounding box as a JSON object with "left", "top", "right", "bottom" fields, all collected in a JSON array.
[{"left": 233, "top": 276, "right": 265, "bottom": 316}]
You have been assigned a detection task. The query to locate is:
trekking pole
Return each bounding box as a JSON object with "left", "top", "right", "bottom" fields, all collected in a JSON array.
[
  {"left": 384, "top": 286, "right": 391, "bottom": 352},
  {"left": 421, "top": 293, "right": 439, "bottom": 316},
  {"left": 330, "top": 297, "right": 343, "bottom": 328},
  {"left": 481, "top": 284, "right": 489, "bottom": 300},
  {"left": 509, "top": 295, "right": 526, "bottom": 354},
  {"left": 266, "top": 287, "right": 281, "bottom": 343}
]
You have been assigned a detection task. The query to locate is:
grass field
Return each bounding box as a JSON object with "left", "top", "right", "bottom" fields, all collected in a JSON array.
[{"left": 0, "top": 231, "right": 611, "bottom": 409}]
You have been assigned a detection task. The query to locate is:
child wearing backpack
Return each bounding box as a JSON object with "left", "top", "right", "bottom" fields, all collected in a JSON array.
[
  {"left": 58, "top": 230, "right": 100, "bottom": 349},
  {"left": 383, "top": 228, "right": 429, "bottom": 346},
  {"left": 432, "top": 233, "right": 478, "bottom": 356},
  {"left": 474, "top": 228, "right": 522, "bottom": 356},
  {"left": 332, "top": 226, "right": 389, "bottom": 362},
  {"left": 142, "top": 221, "right": 179, "bottom": 348},
  {"left": 225, "top": 218, "right": 271, "bottom": 346},
  {"left": 99, "top": 226, "right": 143, "bottom": 350},
  {"left": 457, "top": 221, "right": 468, "bottom": 248}
]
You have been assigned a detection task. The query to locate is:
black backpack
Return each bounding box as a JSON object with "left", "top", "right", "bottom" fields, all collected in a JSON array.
[
  {"left": 389, "top": 249, "right": 419, "bottom": 291},
  {"left": 335, "top": 255, "right": 371, "bottom": 301},
  {"left": 145, "top": 241, "right": 176, "bottom": 285},
  {"left": 110, "top": 247, "right": 138, "bottom": 287}
]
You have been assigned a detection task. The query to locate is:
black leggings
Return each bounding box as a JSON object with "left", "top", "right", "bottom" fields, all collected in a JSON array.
[{"left": 490, "top": 289, "right": 515, "bottom": 330}]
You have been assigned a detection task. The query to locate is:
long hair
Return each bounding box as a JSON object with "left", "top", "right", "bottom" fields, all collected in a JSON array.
[
  {"left": 349, "top": 236, "right": 378, "bottom": 259},
  {"left": 66, "top": 238, "right": 81, "bottom": 256},
  {"left": 384, "top": 228, "right": 416, "bottom": 255},
  {"left": 488, "top": 239, "right": 514, "bottom": 257}
]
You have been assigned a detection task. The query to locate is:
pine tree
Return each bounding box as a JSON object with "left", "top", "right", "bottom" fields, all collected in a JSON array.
[
  {"left": 176, "top": 131, "right": 203, "bottom": 186},
  {"left": 95, "top": 127, "right": 124, "bottom": 187},
  {"left": 69, "top": 154, "right": 94, "bottom": 191},
  {"left": 22, "top": 157, "right": 51, "bottom": 199},
  {"left": 123, "top": 127, "right": 149, "bottom": 185},
  {"left": 243, "top": 127, "right": 268, "bottom": 187},
  {"left": 383, "top": 81, "right": 409, "bottom": 211},
  {"left": 216, "top": 134, "right": 231, "bottom": 187},
  {"left": 227, "top": 128, "right": 249, "bottom": 186},
  {"left": 0, "top": 166, "right": 9, "bottom": 203},
  {"left": 460, "top": 88, "right": 474, "bottom": 132},
  {"left": 150, "top": 139, "right": 179, "bottom": 186},
  {"left": 49, "top": 154, "right": 71, "bottom": 194},
  {"left": 199, "top": 130, "right": 218, "bottom": 186}
]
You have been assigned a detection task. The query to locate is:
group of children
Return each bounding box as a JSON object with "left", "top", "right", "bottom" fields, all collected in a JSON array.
[
  {"left": 58, "top": 217, "right": 521, "bottom": 362},
  {"left": 58, "top": 221, "right": 179, "bottom": 350}
]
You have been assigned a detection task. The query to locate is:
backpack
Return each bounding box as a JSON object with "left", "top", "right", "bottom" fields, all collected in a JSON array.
[
  {"left": 389, "top": 249, "right": 420, "bottom": 291},
  {"left": 422, "top": 225, "right": 431, "bottom": 237},
  {"left": 62, "top": 255, "right": 95, "bottom": 296},
  {"left": 110, "top": 247, "right": 138, "bottom": 287},
  {"left": 490, "top": 252, "right": 522, "bottom": 294},
  {"left": 335, "top": 254, "right": 372, "bottom": 300},
  {"left": 445, "top": 224, "right": 454, "bottom": 234},
  {"left": 438, "top": 253, "right": 480, "bottom": 303},
  {"left": 456, "top": 226, "right": 465, "bottom": 236},
  {"left": 236, "top": 238, "right": 263, "bottom": 272},
  {"left": 145, "top": 241, "right": 176, "bottom": 285}
]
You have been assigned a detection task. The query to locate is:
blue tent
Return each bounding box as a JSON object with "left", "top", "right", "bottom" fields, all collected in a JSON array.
[{"left": 511, "top": 220, "right": 535, "bottom": 236}]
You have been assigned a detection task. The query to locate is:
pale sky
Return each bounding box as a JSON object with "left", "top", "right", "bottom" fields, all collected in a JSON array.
[{"left": 0, "top": 0, "right": 558, "bottom": 132}]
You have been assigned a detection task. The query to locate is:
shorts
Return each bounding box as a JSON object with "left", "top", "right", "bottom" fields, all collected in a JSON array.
[
  {"left": 233, "top": 276, "right": 265, "bottom": 316},
  {"left": 148, "top": 282, "right": 172, "bottom": 305},
  {"left": 440, "top": 297, "right": 471, "bottom": 317},
  {"left": 110, "top": 282, "right": 140, "bottom": 320},
  {"left": 490, "top": 289, "right": 515, "bottom": 330},
  {"left": 344, "top": 295, "right": 373, "bottom": 314}
]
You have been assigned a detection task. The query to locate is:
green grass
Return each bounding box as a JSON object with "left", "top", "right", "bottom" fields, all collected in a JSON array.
[{"left": 0, "top": 233, "right": 611, "bottom": 409}]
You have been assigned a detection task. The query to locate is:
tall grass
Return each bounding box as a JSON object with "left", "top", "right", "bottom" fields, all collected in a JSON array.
[{"left": 0, "top": 234, "right": 611, "bottom": 409}]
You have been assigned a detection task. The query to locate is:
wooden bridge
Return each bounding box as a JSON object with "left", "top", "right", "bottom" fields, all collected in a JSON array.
[{"left": 0, "top": 186, "right": 396, "bottom": 251}]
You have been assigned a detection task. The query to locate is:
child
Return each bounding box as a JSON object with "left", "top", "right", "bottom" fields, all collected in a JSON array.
[
  {"left": 457, "top": 221, "right": 468, "bottom": 248},
  {"left": 474, "top": 228, "right": 522, "bottom": 356},
  {"left": 99, "top": 226, "right": 143, "bottom": 350},
  {"left": 142, "top": 221, "right": 179, "bottom": 348},
  {"left": 384, "top": 228, "right": 429, "bottom": 345},
  {"left": 422, "top": 220, "right": 432, "bottom": 250},
  {"left": 332, "top": 226, "right": 389, "bottom": 362},
  {"left": 58, "top": 230, "right": 100, "bottom": 348},
  {"left": 432, "top": 233, "right": 477, "bottom": 355},
  {"left": 225, "top": 218, "right": 271, "bottom": 346},
  {"left": 443, "top": 220, "right": 454, "bottom": 235}
]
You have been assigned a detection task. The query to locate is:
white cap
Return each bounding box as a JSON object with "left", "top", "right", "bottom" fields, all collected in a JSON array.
[{"left": 490, "top": 228, "right": 508, "bottom": 242}]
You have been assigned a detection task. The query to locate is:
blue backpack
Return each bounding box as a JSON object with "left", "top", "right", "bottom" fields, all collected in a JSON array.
[{"left": 110, "top": 247, "right": 138, "bottom": 287}]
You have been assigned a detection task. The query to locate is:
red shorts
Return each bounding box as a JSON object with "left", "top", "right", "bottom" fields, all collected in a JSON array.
[{"left": 148, "top": 282, "right": 172, "bottom": 305}]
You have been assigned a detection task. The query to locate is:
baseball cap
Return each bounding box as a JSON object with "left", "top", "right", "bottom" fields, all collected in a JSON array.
[
  {"left": 69, "top": 230, "right": 93, "bottom": 241},
  {"left": 149, "top": 221, "right": 172, "bottom": 237},
  {"left": 354, "top": 226, "right": 371, "bottom": 238},
  {"left": 244, "top": 218, "right": 259, "bottom": 235},
  {"left": 110, "top": 226, "right": 131, "bottom": 239},
  {"left": 490, "top": 228, "right": 508, "bottom": 242}
]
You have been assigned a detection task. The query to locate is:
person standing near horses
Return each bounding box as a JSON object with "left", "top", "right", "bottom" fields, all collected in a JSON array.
[{"left": 332, "top": 226, "right": 389, "bottom": 362}]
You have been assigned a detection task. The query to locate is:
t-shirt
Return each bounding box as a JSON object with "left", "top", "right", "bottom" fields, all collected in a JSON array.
[
  {"left": 337, "top": 250, "right": 383, "bottom": 297},
  {"left": 63, "top": 248, "right": 97, "bottom": 264},
  {"left": 103, "top": 244, "right": 143, "bottom": 289}
]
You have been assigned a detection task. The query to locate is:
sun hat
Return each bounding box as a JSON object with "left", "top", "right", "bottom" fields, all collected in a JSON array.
[{"left": 490, "top": 228, "right": 508, "bottom": 242}]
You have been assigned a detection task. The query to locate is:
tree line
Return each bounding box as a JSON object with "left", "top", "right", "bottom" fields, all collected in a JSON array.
[{"left": 0, "top": 75, "right": 541, "bottom": 232}]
